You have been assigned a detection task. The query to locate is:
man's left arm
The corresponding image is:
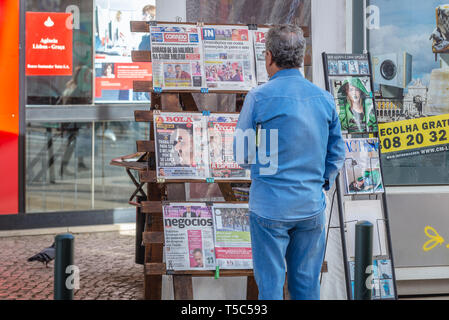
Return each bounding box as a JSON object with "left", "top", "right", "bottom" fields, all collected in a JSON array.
[{"left": 324, "top": 95, "right": 346, "bottom": 191}]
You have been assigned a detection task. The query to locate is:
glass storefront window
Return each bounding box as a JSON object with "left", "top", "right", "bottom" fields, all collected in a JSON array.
[
  {"left": 25, "top": 0, "right": 94, "bottom": 105},
  {"left": 368, "top": 0, "right": 449, "bottom": 185},
  {"left": 26, "top": 121, "right": 149, "bottom": 213}
]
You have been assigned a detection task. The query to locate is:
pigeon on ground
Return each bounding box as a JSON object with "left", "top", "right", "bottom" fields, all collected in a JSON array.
[{"left": 27, "top": 242, "right": 56, "bottom": 267}]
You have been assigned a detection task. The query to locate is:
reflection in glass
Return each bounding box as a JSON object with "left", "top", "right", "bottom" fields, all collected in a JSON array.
[{"left": 26, "top": 121, "right": 149, "bottom": 212}]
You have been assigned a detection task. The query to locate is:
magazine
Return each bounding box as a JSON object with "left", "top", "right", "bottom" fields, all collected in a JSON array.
[
  {"left": 202, "top": 25, "right": 256, "bottom": 91},
  {"left": 330, "top": 76, "right": 377, "bottom": 133},
  {"left": 349, "top": 259, "right": 395, "bottom": 299},
  {"left": 207, "top": 113, "right": 251, "bottom": 180},
  {"left": 344, "top": 200, "right": 388, "bottom": 259},
  {"left": 150, "top": 24, "right": 206, "bottom": 90},
  {"left": 163, "top": 203, "right": 216, "bottom": 271},
  {"left": 252, "top": 28, "right": 269, "bottom": 84},
  {"left": 154, "top": 112, "right": 209, "bottom": 179},
  {"left": 325, "top": 53, "right": 371, "bottom": 76},
  {"left": 343, "top": 138, "right": 384, "bottom": 195},
  {"left": 212, "top": 203, "right": 252, "bottom": 269}
]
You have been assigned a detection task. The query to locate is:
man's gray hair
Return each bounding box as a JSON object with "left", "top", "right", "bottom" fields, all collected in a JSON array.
[{"left": 265, "top": 25, "right": 306, "bottom": 69}]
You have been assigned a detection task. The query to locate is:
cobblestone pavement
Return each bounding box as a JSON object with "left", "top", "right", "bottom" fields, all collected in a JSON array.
[{"left": 0, "top": 231, "right": 144, "bottom": 300}]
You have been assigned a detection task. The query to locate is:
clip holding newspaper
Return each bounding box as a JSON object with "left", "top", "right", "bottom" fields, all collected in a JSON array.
[{"left": 163, "top": 202, "right": 252, "bottom": 271}]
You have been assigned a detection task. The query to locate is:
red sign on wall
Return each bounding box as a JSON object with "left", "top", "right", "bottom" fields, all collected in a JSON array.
[{"left": 26, "top": 12, "right": 73, "bottom": 76}]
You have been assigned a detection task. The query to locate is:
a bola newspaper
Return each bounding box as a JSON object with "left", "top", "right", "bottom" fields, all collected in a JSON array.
[
  {"left": 154, "top": 112, "right": 209, "bottom": 179},
  {"left": 343, "top": 138, "right": 384, "bottom": 195},
  {"left": 202, "top": 25, "right": 256, "bottom": 91},
  {"left": 252, "top": 28, "right": 269, "bottom": 84},
  {"left": 163, "top": 203, "right": 216, "bottom": 271},
  {"left": 207, "top": 113, "right": 251, "bottom": 180},
  {"left": 212, "top": 203, "right": 252, "bottom": 269},
  {"left": 150, "top": 24, "right": 205, "bottom": 90}
]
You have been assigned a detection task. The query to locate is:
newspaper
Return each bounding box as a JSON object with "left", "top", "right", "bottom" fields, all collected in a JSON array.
[
  {"left": 202, "top": 25, "right": 256, "bottom": 91},
  {"left": 212, "top": 203, "right": 252, "bottom": 269},
  {"left": 349, "top": 258, "right": 395, "bottom": 299},
  {"left": 154, "top": 112, "right": 209, "bottom": 179},
  {"left": 252, "top": 28, "right": 269, "bottom": 84},
  {"left": 150, "top": 24, "right": 205, "bottom": 90},
  {"left": 343, "top": 138, "right": 384, "bottom": 195},
  {"left": 163, "top": 203, "right": 216, "bottom": 271},
  {"left": 207, "top": 113, "right": 251, "bottom": 180}
]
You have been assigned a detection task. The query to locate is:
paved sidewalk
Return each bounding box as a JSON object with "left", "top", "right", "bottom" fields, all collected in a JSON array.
[{"left": 0, "top": 231, "right": 143, "bottom": 300}]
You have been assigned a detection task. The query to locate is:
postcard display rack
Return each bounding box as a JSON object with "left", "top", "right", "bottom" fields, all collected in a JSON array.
[
  {"left": 322, "top": 53, "right": 398, "bottom": 300},
  {"left": 110, "top": 20, "right": 328, "bottom": 300}
]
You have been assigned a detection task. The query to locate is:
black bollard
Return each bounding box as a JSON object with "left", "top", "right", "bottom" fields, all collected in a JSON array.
[
  {"left": 354, "top": 221, "right": 373, "bottom": 300},
  {"left": 54, "top": 233, "right": 75, "bottom": 300},
  {"left": 135, "top": 196, "right": 146, "bottom": 265}
]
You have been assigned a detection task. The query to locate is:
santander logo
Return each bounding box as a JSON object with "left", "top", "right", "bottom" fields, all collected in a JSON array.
[{"left": 164, "top": 33, "right": 188, "bottom": 42}]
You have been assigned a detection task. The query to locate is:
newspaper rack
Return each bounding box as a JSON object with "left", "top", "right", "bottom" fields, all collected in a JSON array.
[
  {"left": 322, "top": 52, "right": 398, "bottom": 300},
  {"left": 109, "top": 20, "right": 326, "bottom": 300}
]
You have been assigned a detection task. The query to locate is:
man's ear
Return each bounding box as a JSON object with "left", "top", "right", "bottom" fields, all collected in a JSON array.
[{"left": 266, "top": 50, "right": 274, "bottom": 66}]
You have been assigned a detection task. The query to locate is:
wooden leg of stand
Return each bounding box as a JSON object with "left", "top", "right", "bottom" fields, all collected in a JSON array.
[
  {"left": 173, "top": 275, "right": 194, "bottom": 300},
  {"left": 246, "top": 275, "right": 259, "bottom": 300},
  {"left": 144, "top": 275, "right": 162, "bottom": 300}
]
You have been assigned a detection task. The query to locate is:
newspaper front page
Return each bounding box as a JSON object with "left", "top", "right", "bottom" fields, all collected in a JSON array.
[
  {"left": 207, "top": 113, "right": 251, "bottom": 180},
  {"left": 202, "top": 25, "right": 256, "bottom": 91},
  {"left": 212, "top": 203, "right": 253, "bottom": 269},
  {"left": 252, "top": 28, "right": 269, "bottom": 85},
  {"left": 163, "top": 203, "right": 216, "bottom": 271},
  {"left": 154, "top": 112, "right": 209, "bottom": 179},
  {"left": 150, "top": 24, "right": 205, "bottom": 90}
]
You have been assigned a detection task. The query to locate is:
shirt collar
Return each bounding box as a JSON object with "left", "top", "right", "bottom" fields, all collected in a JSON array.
[{"left": 269, "top": 68, "right": 303, "bottom": 81}]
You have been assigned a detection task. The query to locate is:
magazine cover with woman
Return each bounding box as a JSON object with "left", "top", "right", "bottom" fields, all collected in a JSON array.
[{"left": 330, "top": 76, "right": 378, "bottom": 133}]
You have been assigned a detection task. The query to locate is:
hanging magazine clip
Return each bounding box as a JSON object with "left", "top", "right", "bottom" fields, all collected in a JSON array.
[
  {"left": 206, "top": 178, "right": 215, "bottom": 183},
  {"left": 202, "top": 110, "right": 211, "bottom": 116},
  {"left": 152, "top": 109, "right": 161, "bottom": 115},
  {"left": 157, "top": 177, "right": 166, "bottom": 183},
  {"left": 200, "top": 88, "right": 209, "bottom": 94},
  {"left": 205, "top": 201, "right": 214, "bottom": 207},
  {"left": 247, "top": 23, "right": 258, "bottom": 30},
  {"left": 197, "top": 21, "right": 205, "bottom": 27},
  {"left": 147, "top": 20, "right": 157, "bottom": 26},
  {"left": 153, "top": 87, "right": 163, "bottom": 93},
  {"left": 215, "top": 266, "right": 220, "bottom": 279}
]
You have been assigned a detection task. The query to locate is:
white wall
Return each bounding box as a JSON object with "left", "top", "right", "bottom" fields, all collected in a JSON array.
[
  {"left": 311, "top": 0, "right": 348, "bottom": 89},
  {"left": 156, "top": 0, "right": 186, "bottom": 22}
]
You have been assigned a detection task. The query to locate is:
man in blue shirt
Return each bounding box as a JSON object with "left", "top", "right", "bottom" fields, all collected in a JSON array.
[{"left": 233, "top": 25, "right": 345, "bottom": 300}]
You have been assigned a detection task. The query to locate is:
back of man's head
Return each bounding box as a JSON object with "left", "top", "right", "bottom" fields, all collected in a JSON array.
[{"left": 265, "top": 25, "right": 306, "bottom": 69}]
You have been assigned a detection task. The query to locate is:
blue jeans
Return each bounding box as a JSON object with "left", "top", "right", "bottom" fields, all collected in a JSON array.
[{"left": 249, "top": 211, "right": 326, "bottom": 300}]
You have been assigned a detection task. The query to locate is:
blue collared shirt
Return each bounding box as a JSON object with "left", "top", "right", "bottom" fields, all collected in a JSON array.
[{"left": 233, "top": 68, "right": 345, "bottom": 221}]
